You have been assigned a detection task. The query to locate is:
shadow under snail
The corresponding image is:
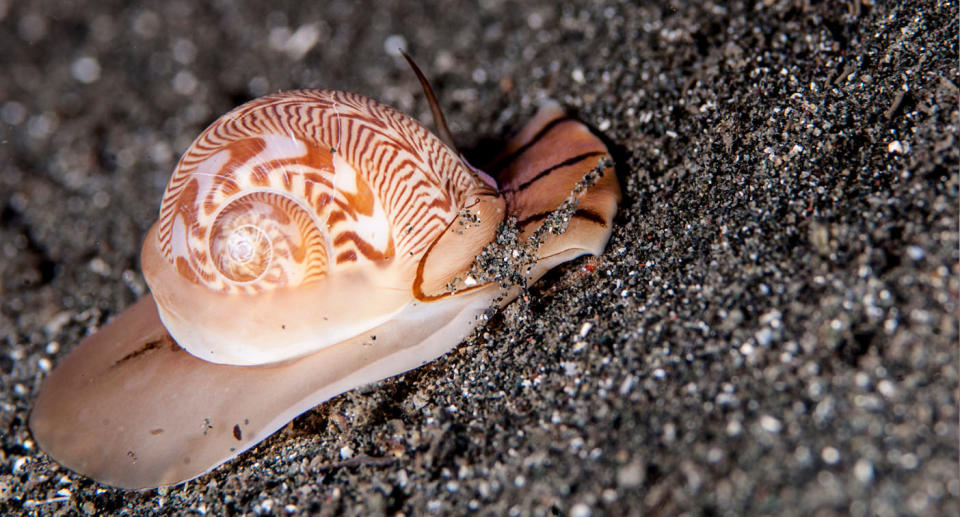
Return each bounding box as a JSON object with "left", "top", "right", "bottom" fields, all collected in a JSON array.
[{"left": 30, "top": 55, "right": 621, "bottom": 490}]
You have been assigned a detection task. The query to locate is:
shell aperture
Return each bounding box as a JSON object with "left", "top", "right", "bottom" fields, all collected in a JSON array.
[{"left": 30, "top": 84, "right": 620, "bottom": 489}]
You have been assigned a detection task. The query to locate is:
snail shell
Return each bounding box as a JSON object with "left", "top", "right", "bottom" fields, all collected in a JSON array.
[
  {"left": 142, "top": 90, "right": 503, "bottom": 365},
  {"left": 30, "top": 84, "right": 619, "bottom": 489}
]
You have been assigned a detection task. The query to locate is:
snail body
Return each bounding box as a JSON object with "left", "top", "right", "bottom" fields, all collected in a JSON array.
[{"left": 31, "top": 67, "right": 620, "bottom": 489}]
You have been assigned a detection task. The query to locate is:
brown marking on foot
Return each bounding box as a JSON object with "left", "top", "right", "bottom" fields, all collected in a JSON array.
[{"left": 111, "top": 337, "right": 169, "bottom": 368}]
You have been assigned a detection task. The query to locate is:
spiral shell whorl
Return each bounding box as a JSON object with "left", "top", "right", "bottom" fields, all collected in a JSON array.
[
  {"left": 155, "top": 90, "right": 478, "bottom": 293},
  {"left": 207, "top": 192, "right": 329, "bottom": 287}
]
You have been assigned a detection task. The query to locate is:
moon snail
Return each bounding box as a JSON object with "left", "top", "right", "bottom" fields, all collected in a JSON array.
[{"left": 30, "top": 56, "right": 621, "bottom": 490}]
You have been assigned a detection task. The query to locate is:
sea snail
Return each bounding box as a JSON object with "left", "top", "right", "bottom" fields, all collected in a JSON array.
[{"left": 30, "top": 57, "right": 620, "bottom": 490}]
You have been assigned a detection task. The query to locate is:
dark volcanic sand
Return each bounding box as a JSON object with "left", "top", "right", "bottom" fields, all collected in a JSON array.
[{"left": 1, "top": 1, "right": 957, "bottom": 515}]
